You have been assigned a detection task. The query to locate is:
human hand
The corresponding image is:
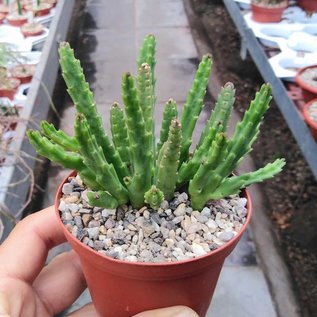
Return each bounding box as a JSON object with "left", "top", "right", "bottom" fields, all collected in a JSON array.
[{"left": 0, "top": 206, "right": 198, "bottom": 317}]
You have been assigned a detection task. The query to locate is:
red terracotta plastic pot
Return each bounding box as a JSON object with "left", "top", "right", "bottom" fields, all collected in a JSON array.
[
  {"left": 295, "top": 65, "right": 317, "bottom": 103},
  {"left": 6, "top": 13, "right": 28, "bottom": 27},
  {"left": 10, "top": 64, "right": 36, "bottom": 84},
  {"left": 298, "top": 0, "right": 317, "bottom": 12},
  {"left": 303, "top": 99, "right": 317, "bottom": 140},
  {"left": 0, "top": 78, "right": 20, "bottom": 100},
  {"left": 251, "top": 1, "right": 288, "bottom": 23},
  {"left": 55, "top": 172, "right": 252, "bottom": 317},
  {"left": 21, "top": 22, "right": 44, "bottom": 37},
  {"left": 24, "top": 3, "right": 52, "bottom": 16}
]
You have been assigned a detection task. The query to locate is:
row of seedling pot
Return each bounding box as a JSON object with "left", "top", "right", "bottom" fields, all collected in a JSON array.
[
  {"left": 0, "top": 0, "right": 57, "bottom": 36},
  {"left": 295, "top": 64, "right": 317, "bottom": 140}
]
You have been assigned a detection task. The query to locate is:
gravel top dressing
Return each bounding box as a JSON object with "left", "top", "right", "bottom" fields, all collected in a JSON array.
[{"left": 59, "top": 175, "right": 247, "bottom": 263}]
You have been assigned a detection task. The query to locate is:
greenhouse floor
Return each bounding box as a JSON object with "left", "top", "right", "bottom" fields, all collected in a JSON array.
[{"left": 45, "top": 0, "right": 298, "bottom": 316}]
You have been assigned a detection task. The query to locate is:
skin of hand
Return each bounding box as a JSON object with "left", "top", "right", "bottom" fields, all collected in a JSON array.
[{"left": 0, "top": 206, "right": 198, "bottom": 317}]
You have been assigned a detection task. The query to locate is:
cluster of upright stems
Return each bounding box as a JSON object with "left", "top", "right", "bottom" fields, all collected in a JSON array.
[{"left": 27, "top": 35, "right": 285, "bottom": 211}]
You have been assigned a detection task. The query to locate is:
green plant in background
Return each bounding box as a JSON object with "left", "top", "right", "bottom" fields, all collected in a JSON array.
[
  {"left": 27, "top": 35, "right": 285, "bottom": 211},
  {"left": 16, "top": 0, "right": 22, "bottom": 15}
]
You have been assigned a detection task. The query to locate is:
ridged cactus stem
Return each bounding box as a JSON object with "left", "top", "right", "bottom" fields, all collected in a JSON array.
[
  {"left": 177, "top": 126, "right": 221, "bottom": 187},
  {"left": 222, "top": 84, "right": 272, "bottom": 175},
  {"left": 197, "top": 82, "right": 235, "bottom": 148},
  {"left": 177, "top": 83, "right": 235, "bottom": 186},
  {"left": 41, "top": 121, "right": 79, "bottom": 152},
  {"left": 27, "top": 130, "right": 99, "bottom": 190},
  {"left": 110, "top": 103, "right": 131, "bottom": 170},
  {"left": 144, "top": 185, "right": 164, "bottom": 210},
  {"left": 122, "top": 73, "right": 152, "bottom": 206},
  {"left": 189, "top": 133, "right": 228, "bottom": 210},
  {"left": 137, "top": 34, "right": 156, "bottom": 100},
  {"left": 137, "top": 63, "right": 155, "bottom": 171},
  {"left": 86, "top": 191, "right": 119, "bottom": 209},
  {"left": 155, "top": 119, "right": 182, "bottom": 200},
  {"left": 180, "top": 54, "right": 212, "bottom": 163},
  {"left": 58, "top": 42, "right": 130, "bottom": 183},
  {"left": 74, "top": 114, "right": 129, "bottom": 205},
  {"left": 208, "top": 158, "right": 286, "bottom": 201},
  {"left": 157, "top": 99, "right": 178, "bottom": 153}
]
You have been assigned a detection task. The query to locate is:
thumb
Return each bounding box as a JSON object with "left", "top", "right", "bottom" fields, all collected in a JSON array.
[
  {"left": 0, "top": 292, "right": 10, "bottom": 317},
  {"left": 132, "top": 305, "right": 199, "bottom": 317}
]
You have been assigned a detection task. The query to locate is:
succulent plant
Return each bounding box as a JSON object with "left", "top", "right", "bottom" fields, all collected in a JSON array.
[{"left": 27, "top": 35, "right": 285, "bottom": 211}]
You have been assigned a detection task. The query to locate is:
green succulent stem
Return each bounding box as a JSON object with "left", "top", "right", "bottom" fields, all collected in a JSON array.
[
  {"left": 110, "top": 103, "right": 131, "bottom": 170},
  {"left": 122, "top": 73, "right": 152, "bottom": 207},
  {"left": 144, "top": 186, "right": 164, "bottom": 210},
  {"left": 137, "top": 34, "right": 156, "bottom": 99},
  {"left": 58, "top": 42, "right": 129, "bottom": 183},
  {"left": 41, "top": 121, "right": 79, "bottom": 152},
  {"left": 180, "top": 54, "right": 212, "bottom": 163},
  {"left": 137, "top": 63, "right": 155, "bottom": 172},
  {"left": 87, "top": 191, "right": 119, "bottom": 209},
  {"left": 74, "top": 113, "right": 129, "bottom": 205},
  {"left": 178, "top": 82, "right": 235, "bottom": 186},
  {"left": 155, "top": 119, "right": 182, "bottom": 200},
  {"left": 157, "top": 99, "right": 178, "bottom": 153}
]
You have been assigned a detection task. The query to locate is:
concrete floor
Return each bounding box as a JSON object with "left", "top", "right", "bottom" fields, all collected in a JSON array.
[{"left": 48, "top": 0, "right": 280, "bottom": 316}]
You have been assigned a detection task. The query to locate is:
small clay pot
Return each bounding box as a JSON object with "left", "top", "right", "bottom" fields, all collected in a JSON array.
[
  {"left": 21, "top": 22, "right": 44, "bottom": 37},
  {"left": 303, "top": 99, "right": 317, "bottom": 140},
  {"left": 0, "top": 77, "right": 21, "bottom": 100},
  {"left": 295, "top": 65, "right": 317, "bottom": 103},
  {"left": 24, "top": 3, "right": 52, "bottom": 16},
  {"left": 6, "top": 12, "right": 28, "bottom": 26},
  {"left": 10, "top": 64, "right": 36, "bottom": 84},
  {"left": 251, "top": 1, "right": 288, "bottom": 23}
]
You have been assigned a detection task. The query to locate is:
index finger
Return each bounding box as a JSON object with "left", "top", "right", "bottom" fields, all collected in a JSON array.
[{"left": 0, "top": 206, "right": 66, "bottom": 283}]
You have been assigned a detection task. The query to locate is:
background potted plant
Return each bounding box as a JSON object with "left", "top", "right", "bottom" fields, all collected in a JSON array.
[
  {"left": 24, "top": 0, "right": 52, "bottom": 16},
  {"left": 296, "top": 64, "right": 317, "bottom": 103},
  {"left": 251, "top": 0, "right": 288, "bottom": 23},
  {"left": 20, "top": 11, "right": 44, "bottom": 37},
  {"left": 6, "top": 0, "right": 27, "bottom": 26},
  {"left": 0, "top": 66, "right": 20, "bottom": 100},
  {"left": 303, "top": 98, "right": 317, "bottom": 140},
  {"left": 27, "top": 36, "right": 285, "bottom": 317}
]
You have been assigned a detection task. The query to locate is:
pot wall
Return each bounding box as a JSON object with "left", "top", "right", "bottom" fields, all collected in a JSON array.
[
  {"left": 303, "top": 99, "right": 317, "bottom": 140},
  {"left": 251, "top": 2, "right": 287, "bottom": 23},
  {"left": 56, "top": 172, "right": 252, "bottom": 317}
]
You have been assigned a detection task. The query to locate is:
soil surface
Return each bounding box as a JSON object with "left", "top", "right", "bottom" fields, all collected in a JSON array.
[{"left": 189, "top": 1, "right": 317, "bottom": 316}]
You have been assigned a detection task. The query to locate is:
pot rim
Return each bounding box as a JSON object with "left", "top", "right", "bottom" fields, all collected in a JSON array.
[
  {"left": 303, "top": 98, "right": 317, "bottom": 129},
  {"left": 295, "top": 64, "right": 317, "bottom": 94},
  {"left": 55, "top": 171, "right": 252, "bottom": 267}
]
